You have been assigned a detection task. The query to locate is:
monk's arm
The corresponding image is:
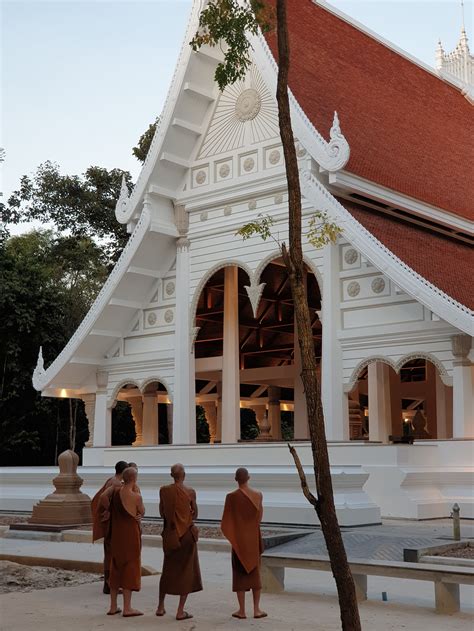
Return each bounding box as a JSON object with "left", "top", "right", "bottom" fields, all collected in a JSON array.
[
  {"left": 190, "top": 489, "right": 198, "bottom": 519},
  {"left": 136, "top": 491, "right": 145, "bottom": 518},
  {"left": 159, "top": 489, "right": 164, "bottom": 519}
]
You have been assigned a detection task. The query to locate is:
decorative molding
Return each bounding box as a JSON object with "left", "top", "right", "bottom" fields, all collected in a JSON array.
[
  {"left": 200, "top": 211, "right": 208, "bottom": 222},
  {"left": 190, "top": 326, "right": 201, "bottom": 353},
  {"left": 165, "top": 281, "right": 175, "bottom": 296},
  {"left": 147, "top": 312, "right": 157, "bottom": 326},
  {"left": 248, "top": 200, "right": 257, "bottom": 210},
  {"left": 32, "top": 208, "right": 152, "bottom": 391},
  {"left": 344, "top": 356, "right": 397, "bottom": 392},
  {"left": 451, "top": 334, "right": 472, "bottom": 366},
  {"left": 198, "top": 65, "right": 278, "bottom": 159},
  {"left": 344, "top": 248, "right": 358, "bottom": 265},
  {"left": 347, "top": 281, "right": 361, "bottom": 298},
  {"left": 114, "top": 175, "right": 130, "bottom": 223},
  {"left": 250, "top": 30, "right": 350, "bottom": 172},
  {"left": 244, "top": 281, "right": 266, "bottom": 318},
  {"left": 300, "top": 170, "right": 473, "bottom": 335},
  {"left": 108, "top": 378, "right": 141, "bottom": 407},
  {"left": 139, "top": 376, "right": 173, "bottom": 401},
  {"left": 223, "top": 205, "right": 232, "bottom": 216},
  {"left": 164, "top": 309, "right": 174, "bottom": 324},
  {"left": 32, "top": 347, "right": 45, "bottom": 389},
  {"left": 371, "top": 277, "right": 386, "bottom": 294}
]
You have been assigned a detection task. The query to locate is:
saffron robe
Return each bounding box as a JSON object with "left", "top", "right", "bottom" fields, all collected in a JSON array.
[
  {"left": 108, "top": 487, "right": 142, "bottom": 592},
  {"left": 221, "top": 487, "right": 263, "bottom": 592},
  {"left": 159, "top": 484, "right": 202, "bottom": 596},
  {"left": 91, "top": 476, "right": 117, "bottom": 588}
]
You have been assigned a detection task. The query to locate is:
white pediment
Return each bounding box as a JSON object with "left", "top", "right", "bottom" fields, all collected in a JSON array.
[{"left": 197, "top": 65, "right": 279, "bottom": 159}]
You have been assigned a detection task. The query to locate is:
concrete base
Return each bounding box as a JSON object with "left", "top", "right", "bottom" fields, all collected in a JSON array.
[{"left": 1, "top": 440, "right": 473, "bottom": 523}]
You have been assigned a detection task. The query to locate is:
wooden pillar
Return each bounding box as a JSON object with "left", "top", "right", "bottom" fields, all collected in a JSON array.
[{"left": 222, "top": 267, "right": 240, "bottom": 443}]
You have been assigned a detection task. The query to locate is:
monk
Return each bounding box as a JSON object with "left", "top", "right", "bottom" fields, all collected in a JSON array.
[
  {"left": 91, "top": 460, "right": 128, "bottom": 593},
  {"left": 156, "top": 463, "right": 202, "bottom": 621},
  {"left": 221, "top": 467, "right": 267, "bottom": 620},
  {"left": 100, "top": 467, "right": 145, "bottom": 617}
]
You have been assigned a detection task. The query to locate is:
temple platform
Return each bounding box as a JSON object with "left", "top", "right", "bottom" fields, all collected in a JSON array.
[{"left": 1, "top": 441, "right": 472, "bottom": 526}]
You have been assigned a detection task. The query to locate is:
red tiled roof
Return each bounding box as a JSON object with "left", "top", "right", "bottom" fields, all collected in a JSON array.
[
  {"left": 265, "top": 0, "right": 474, "bottom": 220},
  {"left": 342, "top": 200, "right": 474, "bottom": 310}
]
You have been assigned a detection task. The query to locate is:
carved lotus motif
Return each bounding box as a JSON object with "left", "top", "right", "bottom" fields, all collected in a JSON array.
[
  {"left": 147, "top": 312, "right": 157, "bottom": 325},
  {"left": 219, "top": 163, "right": 230, "bottom": 178},
  {"left": 243, "top": 157, "right": 255, "bottom": 172},
  {"left": 165, "top": 281, "right": 175, "bottom": 296},
  {"left": 195, "top": 170, "right": 206, "bottom": 185},
  {"left": 269, "top": 149, "right": 280, "bottom": 165},
  {"left": 371, "top": 277, "right": 386, "bottom": 294},
  {"left": 347, "top": 281, "right": 360, "bottom": 298},
  {"left": 164, "top": 309, "right": 174, "bottom": 323},
  {"left": 344, "top": 248, "right": 358, "bottom": 265},
  {"left": 235, "top": 88, "right": 261, "bottom": 122}
]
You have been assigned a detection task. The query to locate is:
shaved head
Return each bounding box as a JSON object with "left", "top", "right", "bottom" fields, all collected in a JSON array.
[
  {"left": 235, "top": 467, "right": 249, "bottom": 484},
  {"left": 171, "top": 463, "right": 185, "bottom": 481},
  {"left": 128, "top": 462, "right": 138, "bottom": 470},
  {"left": 122, "top": 467, "right": 137, "bottom": 484}
]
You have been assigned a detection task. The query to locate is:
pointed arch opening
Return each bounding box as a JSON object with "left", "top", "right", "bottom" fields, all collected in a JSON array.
[
  {"left": 194, "top": 258, "right": 322, "bottom": 443},
  {"left": 347, "top": 357, "right": 453, "bottom": 441},
  {"left": 112, "top": 380, "right": 171, "bottom": 446}
]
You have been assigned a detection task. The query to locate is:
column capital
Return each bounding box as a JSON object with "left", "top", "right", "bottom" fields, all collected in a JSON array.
[
  {"left": 96, "top": 369, "right": 108, "bottom": 390},
  {"left": 451, "top": 334, "right": 472, "bottom": 366}
]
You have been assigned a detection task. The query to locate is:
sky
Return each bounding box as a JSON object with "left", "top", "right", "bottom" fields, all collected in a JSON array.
[{"left": 1, "top": 0, "right": 472, "bottom": 234}]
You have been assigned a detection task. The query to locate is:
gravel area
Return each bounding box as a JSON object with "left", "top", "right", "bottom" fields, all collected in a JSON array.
[
  {"left": 436, "top": 545, "right": 474, "bottom": 559},
  {"left": 0, "top": 561, "right": 100, "bottom": 594},
  {"left": 0, "top": 514, "right": 29, "bottom": 525}
]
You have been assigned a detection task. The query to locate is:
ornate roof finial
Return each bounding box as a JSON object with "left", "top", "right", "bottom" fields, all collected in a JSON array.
[
  {"left": 330, "top": 111, "right": 343, "bottom": 140},
  {"left": 115, "top": 174, "right": 130, "bottom": 219},
  {"left": 32, "top": 346, "right": 45, "bottom": 390}
]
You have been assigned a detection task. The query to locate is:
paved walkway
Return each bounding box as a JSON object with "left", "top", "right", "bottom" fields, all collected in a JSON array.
[{"left": 1, "top": 533, "right": 473, "bottom": 630}]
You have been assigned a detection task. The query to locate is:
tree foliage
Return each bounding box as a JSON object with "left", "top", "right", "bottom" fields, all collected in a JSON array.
[
  {"left": 0, "top": 231, "right": 105, "bottom": 465},
  {"left": 3, "top": 163, "right": 131, "bottom": 263},
  {"left": 132, "top": 118, "right": 159, "bottom": 163},
  {"left": 190, "top": 0, "right": 274, "bottom": 90}
]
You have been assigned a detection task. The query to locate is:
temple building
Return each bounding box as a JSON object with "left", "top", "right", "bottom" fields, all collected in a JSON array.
[{"left": 27, "top": 0, "right": 473, "bottom": 524}]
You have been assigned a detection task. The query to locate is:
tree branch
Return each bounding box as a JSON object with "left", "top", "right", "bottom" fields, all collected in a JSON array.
[{"left": 288, "top": 443, "right": 318, "bottom": 508}]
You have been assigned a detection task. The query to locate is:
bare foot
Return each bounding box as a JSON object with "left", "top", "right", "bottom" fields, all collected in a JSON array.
[
  {"left": 176, "top": 611, "right": 193, "bottom": 620},
  {"left": 106, "top": 608, "right": 121, "bottom": 616},
  {"left": 254, "top": 610, "right": 268, "bottom": 619},
  {"left": 232, "top": 610, "right": 247, "bottom": 619},
  {"left": 155, "top": 607, "right": 166, "bottom": 616},
  {"left": 123, "top": 609, "right": 144, "bottom": 617}
]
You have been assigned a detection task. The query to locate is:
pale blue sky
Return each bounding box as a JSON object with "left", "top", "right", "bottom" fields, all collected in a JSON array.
[{"left": 1, "top": 0, "right": 472, "bottom": 227}]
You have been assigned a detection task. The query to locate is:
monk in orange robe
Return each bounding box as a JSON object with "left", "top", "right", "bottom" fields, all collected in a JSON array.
[
  {"left": 100, "top": 467, "right": 145, "bottom": 617},
  {"left": 221, "top": 467, "right": 267, "bottom": 620},
  {"left": 156, "top": 463, "right": 202, "bottom": 621},
  {"left": 91, "top": 460, "right": 128, "bottom": 593}
]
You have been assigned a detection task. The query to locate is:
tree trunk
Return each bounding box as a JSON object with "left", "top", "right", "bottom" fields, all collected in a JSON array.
[{"left": 275, "top": 1, "right": 361, "bottom": 629}]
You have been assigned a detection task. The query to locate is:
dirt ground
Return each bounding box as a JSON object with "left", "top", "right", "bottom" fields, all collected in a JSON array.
[
  {"left": 436, "top": 545, "right": 474, "bottom": 559},
  {"left": 0, "top": 560, "right": 100, "bottom": 594}
]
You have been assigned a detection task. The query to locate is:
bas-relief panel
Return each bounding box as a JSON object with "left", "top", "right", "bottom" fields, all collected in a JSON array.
[{"left": 342, "top": 301, "right": 425, "bottom": 329}]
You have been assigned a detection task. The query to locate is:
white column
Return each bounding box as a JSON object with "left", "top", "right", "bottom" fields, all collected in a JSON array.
[
  {"left": 451, "top": 335, "right": 474, "bottom": 438},
  {"left": 167, "top": 403, "right": 173, "bottom": 444},
  {"left": 216, "top": 382, "right": 222, "bottom": 442},
  {"left": 268, "top": 386, "right": 281, "bottom": 440},
  {"left": 435, "top": 372, "right": 448, "bottom": 439},
  {"left": 173, "top": 216, "right": 196, "bottom": 444},
  {"left": 93, "top": 370, "right": 111, "bottom": 446},
  {"left": 368, "top": 362, "right": 392, "bottom": 443},
  {"left": 81, "top": 393, "right": 96, "bottom": 448},
  {"left": 129, "top": 396, "right": 143, "bottom": 446},
  {"left": 321, "top": 243, "right": 349, "bottom": 440},
  {"left": 142, "top": 393, "right": 158, "bottom": 445},
  {"left": 222, "top": 266, "right": 240, "bottom": 443}
]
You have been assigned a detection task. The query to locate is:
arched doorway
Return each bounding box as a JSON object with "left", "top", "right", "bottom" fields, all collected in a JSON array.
[
  {"left": 113, "top": 380, "right": 171, "bottom": 445},
  {"left": 348, "top": 358, "right": 453, "bottom": 441},
  {"left": 194, "top": 259, "right": 322, "bottom": 442}
]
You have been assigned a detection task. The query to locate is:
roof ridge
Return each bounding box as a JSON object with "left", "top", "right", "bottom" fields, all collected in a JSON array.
[{"left": 314, "top": 0, "right": 467, "bottom": 95}]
